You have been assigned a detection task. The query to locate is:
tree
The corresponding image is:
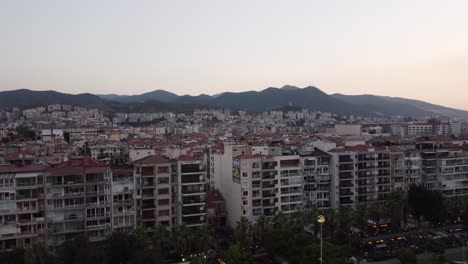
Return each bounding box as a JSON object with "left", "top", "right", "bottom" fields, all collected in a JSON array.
[
  {"left": 173, "top": 224, "right": 191, "bottom": 257},
  {"left": 385, "top": 189, "right": 406, "bottom": 232},
  {"left": 444, "top": 196, "right": 464, "bottom": 223},
  {"left": 253, "top": 215, "right": 271, "bottom": 245},
  {"left": 25, "top": 243, "right": 50, "bottom": 264},
  {"left": 56, "top": 235, "right": 99, "bottom": 264},
  {"left": 234, "top": 217, "right": 253, "bottom": 250},
  {"left": 352, "top": 204, "right": 369, "bottom": 233},
  {"left": 219, "top": 245, "right": 251, "bottom": 264},
  {"left": 425, "top": 239, "right": 445, "bottom": 256},
  {"left": 398, "top": 248, "right": 417, "bottom": 264},
  {"left": 152, "top": 225, "right": 170, "bottom": 259},
  {"left": 289, "top": 211, "right": 307, "bottom": 233},
  {"left": 194, "top": 225, "right": 212, "bottom": 253},
  {"left": 334, "top": 207, "right": 353, "bottom": 243},
  {"left": 408, "top": 185, "right": 426, "bottom": 227},
  {"left": 105, "top": 232, "right": 134, "bottom": 264}
]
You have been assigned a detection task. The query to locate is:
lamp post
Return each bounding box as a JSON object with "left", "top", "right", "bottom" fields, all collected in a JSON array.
[{"left": 317, "top": 215, "right": 326, "bottom": 264}]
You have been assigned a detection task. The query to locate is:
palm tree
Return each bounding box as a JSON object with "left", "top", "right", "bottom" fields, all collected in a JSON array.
[
  {"left": 25, "top": 242, "right": 48, "bottom": 264},
  {"left": 385, "top": 189, "right": 406, "bottom": 232},
  {"left": 195, "top": 224, "right": 212, "bottom": 253},
  {"left": 368, "top": 202, "right": 385, "bottom": 227},
  {"left": 352, "top": 204, "right": 369, "bottom": 233},
  {"left": 234, "top": 217, "right": 253, "bottom": 250},
  {"left": 444, "top": 196, "right": 463, "bottom": 223},
  {"left": 173, "top": 224, "right": 191, "bottom": 256},
  {"left": 290, "top": 211, "right": 307, "bottom": 233},
  {"left": 272, "top": 211, "right": 288, "bottom": 231},
  {"left": 152, "top": 225, "right": 170, "bottom": 258},
  {"left": 253, "top": 214, "right": 271, "bottom": 245}
]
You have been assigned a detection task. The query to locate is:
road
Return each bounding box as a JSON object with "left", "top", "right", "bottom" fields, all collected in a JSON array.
[{"left": 367, "top": 246, "right": 467, "bottom": 264}]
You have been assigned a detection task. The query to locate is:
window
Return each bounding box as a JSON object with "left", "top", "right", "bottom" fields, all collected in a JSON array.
[
  {"left": 242, "top": 191, "right": 249, "bottom": 197},
  {"left": 242, "top": 172, "right": 248, "bottom": 178},
  {"left": 241, "top": 181, "right": 249, "bottom": 188},
  {"left": 243, "top": 210, "right": 247, "bottom": 215},
  {"left": 242, "top": 200, "right": 248, "bottom": 206}
]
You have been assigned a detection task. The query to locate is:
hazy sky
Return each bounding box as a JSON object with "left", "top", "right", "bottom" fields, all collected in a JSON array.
[{"left": 1, "top": 0, "right": 468, "bottom": 109}]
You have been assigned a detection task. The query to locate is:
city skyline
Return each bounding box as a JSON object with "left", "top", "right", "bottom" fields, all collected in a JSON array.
[{"left": 1, "top": 0, "right": 468, "bottom": 109}]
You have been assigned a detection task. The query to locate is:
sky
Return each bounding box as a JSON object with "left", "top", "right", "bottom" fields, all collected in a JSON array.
[{"left": 1, "top": 0, "right": 468, "bottom": 109}]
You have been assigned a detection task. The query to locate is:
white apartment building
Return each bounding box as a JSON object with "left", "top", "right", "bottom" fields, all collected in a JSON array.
[
  {"left": 408, "top": 123, "right": 433, "bottom": 137},
  {"left": 44, "top": 157, "right": 113, "bottom": 251},
  {"left": 111, "top": 168, "right": 136, "bottom": 233},
  {"left": 0, "top": 165, "right": 47, "bottom": 250},
  {"left": 330, "top": 146, "right": 396, "bottom": 208},
  {"left": 421, "top": 149, "right": 468, "bottom": 196}
]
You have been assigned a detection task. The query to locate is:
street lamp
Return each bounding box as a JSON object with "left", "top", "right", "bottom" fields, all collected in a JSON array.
[{"left": 317, "top": 215, "right": 326, "bottom": 264}]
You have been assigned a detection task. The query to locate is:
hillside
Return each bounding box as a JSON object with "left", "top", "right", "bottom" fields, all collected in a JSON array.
[
  {"left": 0, "top": 89, "right": 106, "bottom": 109},
  {"left": 2, "top": 86, "right": 467, "bottom": 118}
]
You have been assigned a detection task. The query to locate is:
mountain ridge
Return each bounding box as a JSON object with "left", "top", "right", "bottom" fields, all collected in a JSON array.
[{"left": 1, "top": 86, "right": 466, "bottom": 118}]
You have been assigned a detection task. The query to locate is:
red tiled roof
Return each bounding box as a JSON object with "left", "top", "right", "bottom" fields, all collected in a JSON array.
[
  {"left": 46, "top": 156, "right": 109, "bottom": 176},
  {"left": 0, "top": 164, "right": 47, "bottom": 174},
  {"left": 329, "top": 145, "right": 398, "bottom": 153},
  {"left": 85, "top": 167, "right": 110, "bottom": 174},
  {"left": 206, "top": 190, "right": 224, "bottom": 209},
  {"left": 234, "top": 153, "right": 272, "bottom": 160},
  {"left": 178, "top": 154, "right": 203, "bottom": 161},
  {"left": 133, "top": 155, "right": 170, "bottom": 165}
]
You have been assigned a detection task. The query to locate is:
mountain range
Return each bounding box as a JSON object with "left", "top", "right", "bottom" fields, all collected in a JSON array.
[{"left": 0, "top": 86, "right": 466, "bottom": 118}]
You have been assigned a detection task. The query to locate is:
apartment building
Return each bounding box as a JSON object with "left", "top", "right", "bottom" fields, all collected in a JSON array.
[
  {"left": 0, "top": 165, "right": 46, "bottom": 250},
  {"left": 330, "top": 146, "right": 394, "bottom": 208},
  {"left": 421, "top": 149, "right": 468, "bottom": 196},
  {"left": 111, "top": 168, "right": 136, "bottom": 233},
  {"left": 408, "top": 123, "right": 433, "bottom": 137},
  {"left": 175, "top": 155, "right": 207, "bottom": 227},
  {"left": 404, "top": 151, "right": 422, "bottom": 187},
  {"left": 44, "top": 157, "right": 112, "bottom": 251},
  {"left": 213, "top": 144, "right": 333, "bottom": 227},
  {"left": 301, "top": 149, "right": 332, "bottom": 210},
  {"left": 133, "top": 156, "right": 173, "bottom": 231}
]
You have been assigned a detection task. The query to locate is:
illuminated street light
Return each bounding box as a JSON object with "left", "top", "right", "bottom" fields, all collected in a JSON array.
[{"left": 317, "top": 215, "right": 326, "bottom": 264}]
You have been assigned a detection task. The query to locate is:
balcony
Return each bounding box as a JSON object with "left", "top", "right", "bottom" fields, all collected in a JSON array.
[
  {"left": 262, "top": 162, "right": 277, "bottom": 170},
  {"left": 181, "top": 164, "right": 203, "bottom": 174},
  {"left": 262, "top": 200, "right": 276, "bottom": 207},
  {"left": 182, "top": 186, "right": 205, "bottom": 195},
  {"left": 181, "top": 175, "right": 205, "bottom": 184},
  {"left": 262, "top": 174, "right": 276, "bottom": 180},
  {"left": 182, "top": 206, "right": 205, "bottom": 216},
  {"left": 262, "top": 192, "right": 276, "bottom": 198},
  {"left": 262, "top": 183, "right": 276, "bottom": 189},
  {"left": 182, "top": 196, "right": 205, "bottom": 205},
  {"left": 339, "top": 164, "right": 354, "bottom": 171},
  {"left": 339, "top": 190, "right": 354, "bottom": 196},
  {"left": 339, "top": 156, "right": 353, "bottom": 163},
  {"left": 339, "top": 172, "right": 353, "bottom": 179}
]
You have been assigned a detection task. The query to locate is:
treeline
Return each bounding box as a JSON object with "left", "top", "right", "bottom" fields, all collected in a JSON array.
[
  {"left": 3, "top": 186, "right": 467, "bottom": 264},
  {"left": 0, "top": 225, "right": 212, "bottom": 264}
]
